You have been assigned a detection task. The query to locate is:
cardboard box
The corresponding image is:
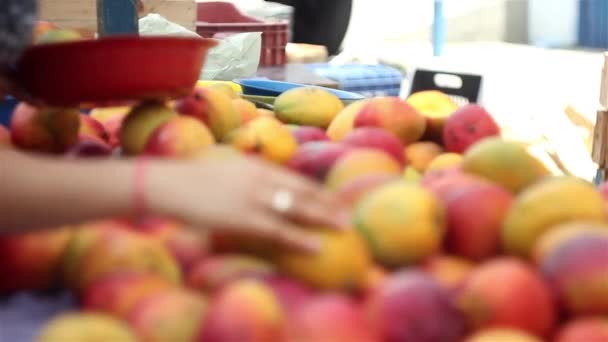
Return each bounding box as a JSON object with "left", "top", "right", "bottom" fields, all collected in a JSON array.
[{"left": 38, "top": 0, "right": 196, "bottom": 33}]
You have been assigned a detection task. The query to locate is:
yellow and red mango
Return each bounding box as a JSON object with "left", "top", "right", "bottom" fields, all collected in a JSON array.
[
  {"left": 225, "top": 116, "right": 297, "bottom": 164},
  {"left": 128, "top": 289, "right": 208, "bottom": 342},
  {"left": 537, "top": 231, "right": 608, "bottom": 316},
  {"left": 426, "top": 152, "right": 464, "bottom": 172},
  {"left": 462, "top": 137, "right": 549, "bottom": 193},
  {"left": 144, "top": 115, "right": 215, "bottom": 158},
  {"left": 366, "top": 271, "right": 466, "bottom": 342},
  {"left": 287, "top": 141, "right": 353, "bottom": 181},
  {"left": 38, "top": 312, "right": 137, "bottom": 342},
  {"left": 342, "top": 127, "right": 406, "bottom": 165},
  {"left": 120, "top": 101, "right": 176, "bottom": 155},
  {"left": 0, "top": 228, "right": 73, "bottom": 293},
  {"left": 274, "top": 228, "right": 371, "bottom": 291},
  {"left": 79, "top": 114, "right": 109, "bottom": 143},
  {"left": 175, "top": 86, "right": 241, "bottom": 141},
  {"left": 81, "top": 272, "right": 176, "bottom": 318},
  {"left": 262, "top": 276, "right": 314, "bottom": 315},
  {"left": 33, "top": 21, "right": 59, "bottom": 42},
  {"left": 443, "top": 104, "right": 500, "bottom": 153},
  {"left": 187, "top": 254, "right": 276, "bottom": 293},
  {"left": 63, "top": 224, "right": 181, "bottom": 292},
  {"left": 532, "top": 221, "right": 608, "bottom": 264},
  {"left": 232, "top": 98, "right": 259, "bottom": 124},
  {"left": 10, "top": 103, "right": 80, "bottom": 153},
  {"left": 406, "top": 90, "right": 459, "bottom": 144},
  {"left": 335, "top": 173, "right": 401, "bottom": 207},
  {"left": 198, "top": 280, "right": 285, "bottom": 342},
  {"left": 440, "top": 180, "right": 514, "bottom": 260},
  {"left": 36, "top": 28, "right": 82, "bottom": 44},
  {"left": 274, "top": 87, "right": 344, "bottom": 128},
  {"left": 457, "top": 258, "right": 556, "bottom": 338},
  {"left": 288, "top": 125, "right": 330, "bottom": 145},
  {"left": 354, "top": 96, "right": 426, "bottom": 145},
  {"left": 133, "top": 217, "right": 210, "bottom": 272},
  {"left": 326, "top": 99, "right": 370, "bottom": 141},
  {"left": 502, "top": 176, "right": 607, "bottom": 258},
  {"left": 354, "top": 181, "right": 445, "bottom": 267},
  {"left": 286, "top": 294, "right": 377, "bottom": 342},
  {"left": 89, "top": 106, "right": 130, "bottom": 148},
  {"left": 325, "top": 148, "right": 402, "bottom": 191},
  {"left": 422, "top": 255, "right": 475, "bottom": 292},
  {"left": 405, "top": 141, "right": 444, "bottom": 173}
]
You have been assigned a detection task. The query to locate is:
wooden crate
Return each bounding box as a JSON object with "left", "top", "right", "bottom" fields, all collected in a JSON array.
[{"left": 38, "top": 0, "right": 196, "bottom": 33}]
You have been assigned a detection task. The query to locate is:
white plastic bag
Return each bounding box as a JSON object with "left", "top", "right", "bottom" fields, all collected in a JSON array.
[{"left": 138, "top": 13, "right": 261, "bottom": 80}]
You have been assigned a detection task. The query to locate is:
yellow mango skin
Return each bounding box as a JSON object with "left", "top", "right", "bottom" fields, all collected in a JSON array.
[
  {"left": 464, "top": 328, "right": 543, "bottom": 342},
  {"left": 274, "top": 228, "right": 371, "bottom": 290},
  {"left": 354, "top": 181, "right": 445, "bottom": 268},
  {"left": 225, "top": 116, "right": 297, "bottom": 164},
  {"left": 325, "top": 149, "right": 402, "bottom": 191},
  {"left": 326, "top": 99, "right": 370, "bottom": 141},
  {"left": 120, "top": 101, "right": 176, "bottom": 155},
  {"left": 426, "top": 153, "right": 463, "bottom": 173},
  {"left": 38, "top": 312, "right": 138, "bottom": 342},
  {"left": 275, "top": 87, "right": 344, "bottom": 128},
  {"left": 462, "top": 137, "right": 549, "bottom": 193},
  {"left": 501, "top": 176, "right": 608, "bottom": 258}
]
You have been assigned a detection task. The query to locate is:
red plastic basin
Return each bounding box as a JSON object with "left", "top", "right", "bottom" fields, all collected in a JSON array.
[{"left": 16, "top": 36, "right": 217, "bottom": 107}]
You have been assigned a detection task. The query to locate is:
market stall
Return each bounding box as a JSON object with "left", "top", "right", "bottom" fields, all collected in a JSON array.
[{"left": 2, "top": 1, "right": 608, "bottom": 342}]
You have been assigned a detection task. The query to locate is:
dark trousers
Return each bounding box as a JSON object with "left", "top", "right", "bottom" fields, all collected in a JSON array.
[{"left": 268, "top": 0, "right": 353, "bottom": 55}]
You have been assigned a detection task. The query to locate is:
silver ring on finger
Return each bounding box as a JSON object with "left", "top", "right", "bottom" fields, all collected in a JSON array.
[{"left": 271, "top": 189, "right": 294, "bottom": 214}]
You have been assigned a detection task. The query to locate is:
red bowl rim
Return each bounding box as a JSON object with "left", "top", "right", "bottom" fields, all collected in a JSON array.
[{"left": 20, "top": 35, "right": 219, "bottom": 56}]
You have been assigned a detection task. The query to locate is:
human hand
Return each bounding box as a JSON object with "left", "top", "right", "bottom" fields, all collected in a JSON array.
[{"left": 146, "top": 155, "right": 352, "bottom": 253}]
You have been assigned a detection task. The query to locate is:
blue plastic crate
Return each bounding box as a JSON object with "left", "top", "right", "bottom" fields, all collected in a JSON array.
[
  {"left": 0, "top": 97, "right": 18, "bottom": 127},
  {"left": 306, "top": 63, "right": 403, "bottom": 97},
  {"left": 578, "top": 0, "right": 608, "bottom": 48}
]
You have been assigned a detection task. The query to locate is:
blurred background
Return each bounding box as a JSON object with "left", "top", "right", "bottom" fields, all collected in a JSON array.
[{"left": 194, "top": 0, "right": 607, "bottom": 179}]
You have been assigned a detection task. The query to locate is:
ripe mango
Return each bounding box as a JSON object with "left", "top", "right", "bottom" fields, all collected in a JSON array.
[{"left": 275, "top": 87, "right": 344, "bottom": 128}]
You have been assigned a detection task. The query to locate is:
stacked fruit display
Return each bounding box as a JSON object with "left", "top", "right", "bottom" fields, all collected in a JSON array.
[{"left": 3, "top": 66, "right": 608, "bottom": 341}]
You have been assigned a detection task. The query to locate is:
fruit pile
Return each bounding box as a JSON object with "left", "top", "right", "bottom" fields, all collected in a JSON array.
[{"left": 2, "top": 77, "right": 608, "bottom": 342}]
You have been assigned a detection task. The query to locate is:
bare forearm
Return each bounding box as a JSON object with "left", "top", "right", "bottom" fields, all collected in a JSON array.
[{"left": 0, "top": 149, "right": 136, "bottom": 233}]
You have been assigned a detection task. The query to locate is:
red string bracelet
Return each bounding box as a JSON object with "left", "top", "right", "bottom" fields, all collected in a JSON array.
[{"left": 133, "top": 156, "right": 150, "bottom": 218}]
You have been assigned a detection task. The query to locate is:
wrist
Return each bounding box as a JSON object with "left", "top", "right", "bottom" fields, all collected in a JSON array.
[{"left": 139, "top": 159, "right": 180, "bottom": 220}]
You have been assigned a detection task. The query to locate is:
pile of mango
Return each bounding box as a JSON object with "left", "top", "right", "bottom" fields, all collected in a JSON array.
[{"left": 2, "top": 80, "right": 608, "bottom": 342}]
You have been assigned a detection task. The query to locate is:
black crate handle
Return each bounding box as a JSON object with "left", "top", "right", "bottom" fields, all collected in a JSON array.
[{"left": 409, "top": 69, "right": 482, "bottom": 104}]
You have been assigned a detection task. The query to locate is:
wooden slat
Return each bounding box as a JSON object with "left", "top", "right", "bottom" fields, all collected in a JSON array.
[
  {"left": 39, "top": 0, "right": 96, "bottom": 21},
  {"left": 592, "top": 108, "right": 608, "bottom": 167}
]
